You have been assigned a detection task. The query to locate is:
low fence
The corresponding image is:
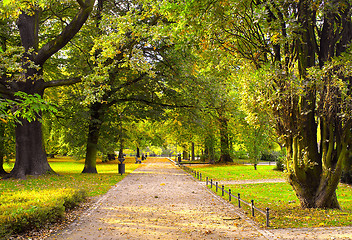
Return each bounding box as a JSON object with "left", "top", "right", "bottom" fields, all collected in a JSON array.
[{"left": 179, "top": 164, "right": 270, "bottom": 227}]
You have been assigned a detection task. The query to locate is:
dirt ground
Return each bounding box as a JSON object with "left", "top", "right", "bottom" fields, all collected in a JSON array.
[{"left": 46, "top": 158, "right": 352, "bottom": 240}]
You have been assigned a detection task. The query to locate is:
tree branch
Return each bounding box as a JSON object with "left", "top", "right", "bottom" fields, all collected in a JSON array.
[
  {"left": 114, "top": 98, "right": 195, "bottom": 109},
  {"left": 42, "top": 77, "right": 82, "bottom": 89},
  {"left": 35, "top": 0, "right": 95, "bottom": 65}
]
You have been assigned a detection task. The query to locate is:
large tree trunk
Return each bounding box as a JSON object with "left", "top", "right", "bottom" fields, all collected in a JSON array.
[
  {"left": 82, "top": 102, "right": 105, "bottom": 173},
  {"left": 285, "top": 0, "right": 351, "bottom": 209},
  {"left": 118, "top": 140, "right": 124, "bottom": 159},
  {"left": 341, "top": 152, "right": 352, "bottom": 184},
  {"left": 9, "top": 119, "right": 54, "bottom": 179}
]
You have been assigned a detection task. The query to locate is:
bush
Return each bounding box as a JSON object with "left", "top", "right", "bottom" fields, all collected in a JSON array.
[
  {"left": 274, "top": 156, "right": 285, "bottom": 171},
  {"left": 233, "top": 150, "right": 249, "bottom": 159},
  {"left": 0, "top": 188, "right": 86, "bottom": 238},
  {"left": 261, "top": 151, "right": 280, "bottom": 162}
]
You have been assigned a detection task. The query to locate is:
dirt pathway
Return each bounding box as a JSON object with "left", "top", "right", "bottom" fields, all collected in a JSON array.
[
  {"left": 47, "top": 158, "right": 268, "bottom": 240},
  {"left": 47, "top": 158, "right": 352, "bottom": 240}
]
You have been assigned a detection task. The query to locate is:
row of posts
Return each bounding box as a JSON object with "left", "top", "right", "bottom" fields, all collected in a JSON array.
[{"left": 189, "top": 168, "right": 269, "bottom": 228}]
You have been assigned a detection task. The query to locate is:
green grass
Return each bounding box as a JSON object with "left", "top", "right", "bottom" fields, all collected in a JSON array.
[
  {"left": 1, "top": 156, "right": 140, "bottom": 197},
  {"left": 193, "top": 164, "right": 285, "bottom": 181},
  {"left": 193, "top": 163, "right": 352, "bottom": 229},
  {"left": 0, "top": 156, "right": 141, "bottom": 237},
  {"left": 214, "top": 182, "right": 352, "bottom": 229}
]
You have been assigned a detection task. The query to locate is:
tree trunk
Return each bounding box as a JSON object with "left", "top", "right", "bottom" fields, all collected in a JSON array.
[
  {"left": 82, "top": 102, "right": 105, "bottom": 173},
  {"left": 183, "top": 150, "right": 189, "bottom": 160},
  {"left": 0, "top": 157, "right": 7, "bottom": 176},
  {"left": 9, "top": 119, "right": 54, "bottom": 179},
  {"left": 136, "top": 147, "right": 140, "bottom": 158},
  {"left": 0, "top": 123, "right": 7, "bottom": 176},
  {"left": 204, "top": 134, "right": 215, "bottom": 164},
  {"left": 191, "top": 142, "right": 195, "bottom": 161},
  {"left": 285, "top": 0, "right": 349, "bottom": 209},
  {"left": 118, "top": 140, "right": 124, "bottom": 159},
  {"left": 218, "top": 114, "right": 232, "bottom": 163},
  {"left": 341, "top": 152, "right": 352, "bottom": 184}
]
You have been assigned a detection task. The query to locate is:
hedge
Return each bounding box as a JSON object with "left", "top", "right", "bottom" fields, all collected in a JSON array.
[{"left": 0, "top": 188, "right": 86, "bottom": 238}]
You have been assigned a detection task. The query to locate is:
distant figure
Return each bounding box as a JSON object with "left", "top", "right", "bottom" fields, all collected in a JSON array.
[
  {"left": 135, "top": 156, "right": 141, "bottom": 164},
  {"left": 142, "top": 154, "right": 145, "bottom": 161}
]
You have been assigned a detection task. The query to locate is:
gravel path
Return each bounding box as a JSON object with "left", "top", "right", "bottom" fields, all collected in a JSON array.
[
  {"left": 47, "top": 158, "right": 268, "bottom": 239},
  {"left": 47, "top": 157, "right": 352, "bottom": 240}
]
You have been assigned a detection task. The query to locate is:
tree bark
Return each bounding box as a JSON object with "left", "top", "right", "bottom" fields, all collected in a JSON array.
[
  {"left": 118, "top": 139, "right": 124, "bottom": 159},
  {"left": 191, "top": 142, "right": 195, "bottom": 161},
  {"left": 82, "top": 102, "right": 105, "bottom": 173},
  {"left": 218, "top": 112, "right": 232, "bottom": 163},
  {"left": 136, "top": 147, "right": 140, "bottom": 158},
  {"left": 285, "top": 0, "right": 350, "bottom": 209},
  {"left": 182, "top": 150, "right": 189, "bottom": 160},
  {"left": 204, "top": 134, "right": 215, "bottom": 164},
  {"left": 10, "top": 119, "right": 54, "bottom": 179}
]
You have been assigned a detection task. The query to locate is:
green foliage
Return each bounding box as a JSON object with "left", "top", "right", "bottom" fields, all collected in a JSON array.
[
  {"left": 274, "top": 155, "right": 286, "bottom": 172},
  {"left": 11, "top": 92, "right": 58, "bottom": 122},
  {"left": 0, "top": 156, "right": 141, "bottom": 237},
  {"left": 0, "top": 91, "right": 58, "bottom": 125},
  {"left": 0, "top": 188, "right": 86, "bottom": 237}
]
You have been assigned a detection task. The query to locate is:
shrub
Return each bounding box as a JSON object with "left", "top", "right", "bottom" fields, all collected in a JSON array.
[
  {"left": 274, "top": 156, "right": 285, "bottom": 171},
  {"left": 260, "top": 151, "right": 280, "bottom": 162},
  {"left": 233, "top": 150, "right": 249, "bottom": 159},
  {"left": 0, "top": 188, "right": 86, "bottom": 238}
]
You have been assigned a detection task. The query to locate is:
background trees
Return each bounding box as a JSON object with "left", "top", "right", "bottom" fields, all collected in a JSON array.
[
  {"left": 4, "top": 0, "right": 351, "bottom": 212},
  {"left": 155, "top": 0, "right": 352, "bottom": 209}
]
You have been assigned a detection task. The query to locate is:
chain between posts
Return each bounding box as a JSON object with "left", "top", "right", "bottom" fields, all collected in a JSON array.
[{"left": 174, "top": 160, "right": 270, "bottom": 228}]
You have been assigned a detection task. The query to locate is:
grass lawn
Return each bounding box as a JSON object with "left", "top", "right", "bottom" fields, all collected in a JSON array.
[
  {"left": 189, "top": 163, "right": 352, "bottom": 229},
  {"left": 192, "top": 163, "right": 285, "bottom": 181},
  {"left": 1, "top": 156, "right": 141, "bottom": 197},
  {"left": 0, "top": 156, "right": 141, "bottom": 237},
  {"left": 217, "top": 182, "right": 352, "bottom": 229}
]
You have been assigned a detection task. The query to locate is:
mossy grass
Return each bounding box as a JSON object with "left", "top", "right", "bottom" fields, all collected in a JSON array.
[{"left": 0, "top": 156, "right": 141, "bottom": 238}]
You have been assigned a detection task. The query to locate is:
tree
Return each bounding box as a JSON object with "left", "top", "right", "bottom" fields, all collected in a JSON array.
[
  {"left": 0, "top": 0, "right": 96, "bottom": 178},
  {"left": 161, "top": 0, "right": 352, "bottom": 209}
]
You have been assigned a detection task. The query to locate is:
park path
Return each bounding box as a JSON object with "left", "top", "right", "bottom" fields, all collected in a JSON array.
[
  {"left": 47, "top": 157, "right": 268, "bottom": 240},
  {"left": 47, "top": 157, "right": 352, "bottom": 240}
]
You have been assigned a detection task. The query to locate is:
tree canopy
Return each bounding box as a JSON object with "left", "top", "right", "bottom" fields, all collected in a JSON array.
[{"left": 1, "top": 0, "right": 352, "bottom": 210}]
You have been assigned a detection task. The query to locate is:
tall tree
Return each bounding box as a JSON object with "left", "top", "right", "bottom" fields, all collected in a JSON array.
[
  {"left": 0, "top": 0, "right": 96, "bottom": 178},
  {"left": 161, "top": 0, "right": 352, "bottom": 209}
]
